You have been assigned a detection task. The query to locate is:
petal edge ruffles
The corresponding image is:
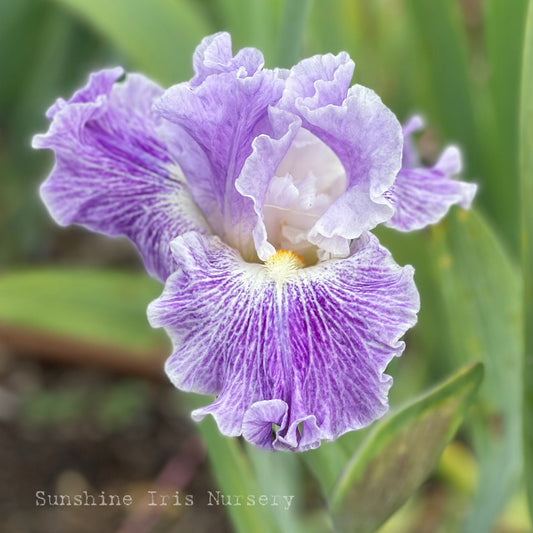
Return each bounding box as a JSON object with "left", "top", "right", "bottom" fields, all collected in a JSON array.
[
  {"left": 278, "top": 53, "right": 403, "bottom": 252},
  {"left": 33, "top": 68, "right": 210, "bottom": 281},
  {"left": 148, "top": 232, "right": 419, "bottom": 451},
  {"left": 155, "top": 62, "right": 286, "bottom": 261}
]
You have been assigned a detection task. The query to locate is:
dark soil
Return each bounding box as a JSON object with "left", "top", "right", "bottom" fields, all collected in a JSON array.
[{"left": 0, "top": 353, "right": 233, "bottom": 533}]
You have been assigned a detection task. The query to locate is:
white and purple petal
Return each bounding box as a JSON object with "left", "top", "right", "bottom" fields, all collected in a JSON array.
[
  {"left": 276, "top": 53, "right": 403, "bottom": 253},
  {"left": 148, "top": 232, "right": 419, "bottom": 451},
  {"left": 234, "top": 106, "right": 302, "bottom": 262},
  {"left": 33, "top": 68, "right": 211, "bottom": 281},
  {"left": 401, "top": 115, "right": 425, "bottom": 168},
  {"left": 190, "top": 32, "right": 265, "bottom": 86},
  {"left": 385, "top": 119, "right": 477, "bottom": 232},
  {"left": 239, "top": 116, "right": 353, "bottom": 263},
  {"left": 156, "top": 52, "right": 286, "bottom": 261}
]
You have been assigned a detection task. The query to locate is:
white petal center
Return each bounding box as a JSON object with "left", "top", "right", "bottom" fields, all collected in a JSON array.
[{"left": 263, "top": 128, "right": 348, "bottom": 265}]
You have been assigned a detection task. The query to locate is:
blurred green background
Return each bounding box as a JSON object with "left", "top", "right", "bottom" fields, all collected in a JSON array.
[{"left": 0, "top": 0, "right": 531, "bottom": 532}]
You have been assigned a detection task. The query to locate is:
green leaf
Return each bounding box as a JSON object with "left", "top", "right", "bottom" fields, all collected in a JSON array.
[
  {"left": 404, "top": 0, "right": 478, "bottom": 157},
  {"left": 300, "top": 425, "right": 371, "bottom": 499},
  {"left": 245, "top": 445, "right": 331, "bottom": 533},
  {"left": 404, "top": 0, "right": 524, "bottom": 254},
  {"left": 329, "top": 363, "right": 483, "bottom": 533},
  {"left": 428, "top": 209, "right": 523, "bottom": 533},
  {"left": 188, "top": 395, "right": 281, "bottom": 533},
  {"left": 213, "top": 0, "right": 281, "bottom": 66},
  {"left": 402, "top": 0, "right": 514, "bottom": 247},
  {"left": 484, "top": 0, "right": 529, "bottom": 254},
  {"left": 47, "top": 0, "right": 212, "bottom": 84},
  {"left": 301, "top": 439, "right": 351, "bottom": 499},
  {"left": 0, "top": 268, "right": 165, "bottom": 355},
  {"left": 520, "top": 0, "right": 533, "bottom": 524},
  {"left": 277, "top": 0, "right": 312, "bottom": 67}
]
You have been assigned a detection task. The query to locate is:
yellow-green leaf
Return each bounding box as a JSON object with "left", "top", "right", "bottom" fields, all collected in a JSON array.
[
  {"left": 48, "top": 0, "right": 212, "bottom": 85},
  {"left": 329, "top": 363, "right": 483, "bottom": 533}
]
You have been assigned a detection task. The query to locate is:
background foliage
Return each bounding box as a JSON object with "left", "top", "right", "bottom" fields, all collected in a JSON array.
[{"left": 0, "top": 0, "right": 531, "bottom": 532}]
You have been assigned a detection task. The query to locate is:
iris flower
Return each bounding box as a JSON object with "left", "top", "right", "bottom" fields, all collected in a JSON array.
[{"left": 33, "top": 33, "right": 476, "bottom": 451}]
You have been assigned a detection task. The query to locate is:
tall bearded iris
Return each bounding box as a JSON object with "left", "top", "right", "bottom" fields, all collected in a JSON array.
[{"left": 33, "top": 33, "right": 476, "bottom": 451}]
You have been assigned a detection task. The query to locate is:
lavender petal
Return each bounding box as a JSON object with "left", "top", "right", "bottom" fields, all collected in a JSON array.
[
  {"left": 148, "top": 232, "right": 419, "bottom": 451},
  {"left": 278, "top": 53, "right": 403, "bottom": 253},
  {"left": 33, "top": 68, "right": 210, "bottom": 281},
  {"left": 385, "top": 119, "right": 477, "bottom": 232},
  {"left": 156, "top": 48, "right": 285, "bottom": 260}
]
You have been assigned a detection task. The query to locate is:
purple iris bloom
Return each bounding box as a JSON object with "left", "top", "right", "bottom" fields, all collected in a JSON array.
[{"left": 33, "top": 33, "right": 476, "bottom": 451}]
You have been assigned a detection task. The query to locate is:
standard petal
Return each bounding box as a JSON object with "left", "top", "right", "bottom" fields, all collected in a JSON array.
[
  {"left": 237, "top": 110, "right": 353, "bottom": 263},
  {"left": 278, "top": 54, "right": 403, "bottom": 253},
  {"left": 156, "top": 62, "right": 285, "bottom": 260},
  {"left": 282, "top": 52, "right": 355, "bottom": 108},
  {"left": 191, "top": 32, "right": 265, "bottom": 86},
  {"left": 147, "top": 232, "right": 419, "bottom": 451},
  {"left": 33, "top": 68, "right": 211, "bottom": 281},
  {"left": 234, "top": 106, "right": 301, "bottom": 261},
  {"left": 385, "top": 120, "right": 478, "bottom": 232}
]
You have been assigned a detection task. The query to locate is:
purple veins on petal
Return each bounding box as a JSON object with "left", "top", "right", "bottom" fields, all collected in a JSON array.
[
  {"left": 385, "top": 116, "right": 478, "bottom": 232},
  {"left": 155, "top": 44, "right": 286, "bottom": 262},
  {"left": 33, "top": 67, "right": 210, "bottom": 282},
  {"left": 147, "top": 231, "right": 419, "bottom": 452},
  {"left": 33, "top": 32, "right": 479, "bottom": 451}
]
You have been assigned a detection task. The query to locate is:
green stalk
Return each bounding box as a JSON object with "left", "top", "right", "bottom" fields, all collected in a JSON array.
[
  {"left": 521, "top": 0, "right": 533, "bottom": 523},
  {"left": 277, "top": 0, "right": 312, "bottom": 68},
  {"left": 189, "top": 395, "right": 280, "bottom": 533}
]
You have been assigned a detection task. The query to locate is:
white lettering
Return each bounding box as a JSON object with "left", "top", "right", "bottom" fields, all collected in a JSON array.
[
  {"left": 207, "top": 490, "right": 220, "bottom": 506},
  {"left": 147, "top": 491, "right": 158, "bottom": 506},
  {"left": 283, "top": 495, "right": 295, "bottom": 510},
  {"left": 35, "top": 491, "right": 45, "bottom": 506}
]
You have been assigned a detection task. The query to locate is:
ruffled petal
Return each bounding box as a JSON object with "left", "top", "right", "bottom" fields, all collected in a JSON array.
[
  {"left": 45, "top": 68, "right": 122, "bottom": 120},
  {"left": 277, "top": 54, "right": 403, "bottom": 254},
  {"left": 385, "top": 119, "right": 477, "bottom": 232},
  {"left": 147, "top": 232, "right": 419, "bottom": 451},
  {"left": 282, "top": 52, "right": 355, "bottom": 108},
  {"left": 236, "top": 110, "right": 351, "bottom": 263},
  {"left": 191, "top": 32, "right": 265, "bottom": 86},
  {"left": 33, "top": 68, "right": 211, "bottom": 282},
  {"left": 156, "top": 46, "right": 285, "bottom": 260},
  {"left": 235, "top": 106, "right": 301, "bottom": 261}
]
